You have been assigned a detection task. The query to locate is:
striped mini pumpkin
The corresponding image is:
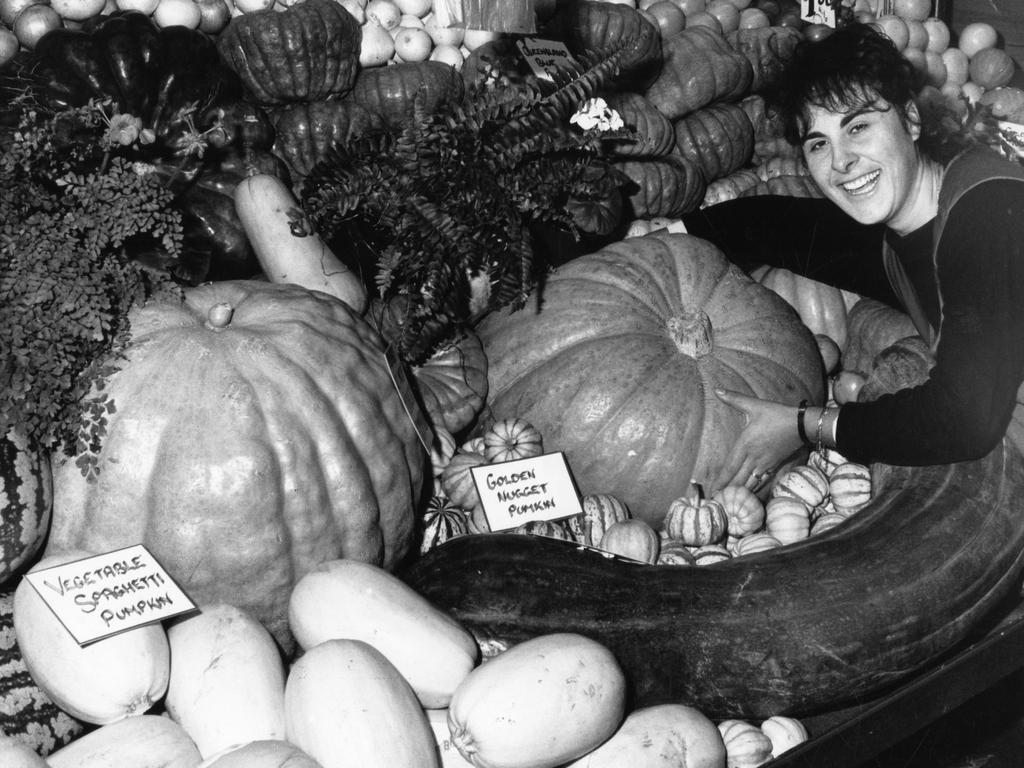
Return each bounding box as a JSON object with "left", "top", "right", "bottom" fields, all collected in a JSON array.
[
  {"left": 765, "top": 497, "right": 811, "bottom": 545},
  {"left": 419, "top": 497, "right": 469, "bottom": 554},
  {"left": 567, "top": 494, "right": 631, "bottom": 548},
  {"left": 481, "top": 418, "right": 543, "bottom": 463},
  {"left": 440, "top": 451, "right": 488, "bottom": 512},
  {"left": 810, "top": 511, "right": 849, "bottom": 536},
  {"left": 711, "top": 485, "right": 764, "bottom": 537},
  {"left": 1, "top": 430, "right": 52, "bottom": 586},
  {"left": 772, "top": 465, "right": 829, "bottom": 508},
  {"left": 830, "top": 463, "right": 872, "bottom": 515},
  {"left": 807, "top": 447, "right": 848, "bottom": 479},
  {"left": 732, "top": 532, "right": 783, "bottom": 558},
  {"left": 663, "top": 497, "right": 728, "bottom": 546},
  {"left": 691, "top": 544, "right": 732, "bottom": 566},
  {"left": 656, "top": 538, "right": 696, "bottom": 566},
  {"left": 599, "top": 519, "right": 661, "bottom": 564},
  {"left": 718, "top": 719, "right": 774, "bottom": 768},
  {"left": 514, "top": 519, "right": 573, "bottom": 541}
]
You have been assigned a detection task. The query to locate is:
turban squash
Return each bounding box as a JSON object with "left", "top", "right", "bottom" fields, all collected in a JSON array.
[
  {"left": 47, "top": 281, "right": 430, "bottom": 654},
  {"left": 476, "top": 231, "right": 824, "bottom": 525}
]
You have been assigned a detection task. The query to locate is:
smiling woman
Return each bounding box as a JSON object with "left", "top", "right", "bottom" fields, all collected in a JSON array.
[{"left": 680, "top": 23, "right": 1024, "bottom": 481}]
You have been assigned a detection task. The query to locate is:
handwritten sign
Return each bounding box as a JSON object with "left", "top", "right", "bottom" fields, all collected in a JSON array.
[
  {"left": 800, "top": 0, "right": 837, "bottom": 26},
  {"left": 471, "top": 452, "right": 583, "bottom": 531},
  {"left": 24, "top": 545, "right": 196, "bottom": 646},
  {"left": 515, "top": 37, "right": 583, "bottom": 89},
  {"left": 426, "top": 709, "right": 475, "bottom": 768}
]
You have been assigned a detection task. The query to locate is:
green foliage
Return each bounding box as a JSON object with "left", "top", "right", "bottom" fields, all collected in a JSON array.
[
  {"left": 0, "top": 103, "right": 183, "bottom": 474},
  {"left": 301, "top": 48, "right": 634, "bottom": 364}
]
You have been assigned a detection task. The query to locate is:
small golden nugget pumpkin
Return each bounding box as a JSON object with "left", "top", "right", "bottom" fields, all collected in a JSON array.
[
  {"left": 48, "top": 281, "right": 429, "bottom": 653},
  {"left": 477, "top": 232, "right": 824, "bottom": 525}
]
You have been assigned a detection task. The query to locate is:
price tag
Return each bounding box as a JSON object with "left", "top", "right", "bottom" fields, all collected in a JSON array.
[
  {"left": 515, "top": 37, "right": 583, "bottom": 89},
  {"left": 800, "top": 0, "right": 837, "bottom": 26},
  {"left": 471, "top": 452, "right": 583, "bottom": 531},
  {"left": 24, "top": 545, "right": 197, "bottom": 646}
]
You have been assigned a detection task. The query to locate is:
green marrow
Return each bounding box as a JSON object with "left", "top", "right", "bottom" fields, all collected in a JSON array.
[{"left": 401, "top": 440, "right": 1024, "bottom": 718}]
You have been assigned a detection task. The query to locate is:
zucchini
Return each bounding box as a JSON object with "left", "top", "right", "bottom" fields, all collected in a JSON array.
[{"left": 401, "top": 440, "right": 1024, "bottom": 718}]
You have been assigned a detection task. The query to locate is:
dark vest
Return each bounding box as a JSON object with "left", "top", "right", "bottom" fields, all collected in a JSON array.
[{"left": 881, "top": 146, "right": 1024, "bottom": 455}]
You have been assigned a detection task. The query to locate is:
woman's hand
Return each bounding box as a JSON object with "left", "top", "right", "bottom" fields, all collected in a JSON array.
[{"left": 711, "top": 389, "right": 806, "bottom": 493}]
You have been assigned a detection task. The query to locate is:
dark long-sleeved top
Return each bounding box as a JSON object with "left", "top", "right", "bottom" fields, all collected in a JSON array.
[{"left": 682, "top": 174, "right": 1024, "bottom": 466}]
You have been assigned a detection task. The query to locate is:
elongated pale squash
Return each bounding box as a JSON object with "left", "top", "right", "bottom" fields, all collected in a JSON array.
[
  {"left": 198, "top": 740, "right": 323, "bottom": 768},
  {"left": 288, "top": 559, "right": 478, "bottom": 708},
  {"left": 447, "top": 633, "right": 626, "bottom": 768},
  {"left": 235, "top": 174, "right": 367, "bottom": 313},
  {"left": 46, "top": 715, "right": 201, "bottom": 768},
  {"left": 284, "top": 639, "right": 440, "bottom": 768},
  {"left": 165, "top": 603, "right": 287, "bottom": 758},
  {"left": 563, "top": 704, "right": 725, "bottom": 768},
  {"left": 13, "top": 551, "right": 170, "bottom": 725}
]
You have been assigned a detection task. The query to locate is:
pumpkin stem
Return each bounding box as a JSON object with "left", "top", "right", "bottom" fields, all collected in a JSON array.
[
  {"left": 667, "top": 310, "right": 713, "bottom": 357},
  {"left": 206, "top": 303, "right": 234, "bottom": 329}
]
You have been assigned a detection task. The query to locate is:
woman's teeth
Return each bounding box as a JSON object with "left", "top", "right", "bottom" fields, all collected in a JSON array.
[{"left": 840, "top": 170, "right": 880, "bottom": 195}]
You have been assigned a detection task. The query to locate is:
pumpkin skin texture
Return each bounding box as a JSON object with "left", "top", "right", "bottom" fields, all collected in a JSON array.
[
  {"left": 603, "top": 92, "right": 676, "bottom": 158},
  {"left": 272, "top": 100, "right": 382, "bottom": 181},
  {"left": 47, "top": 281, "right": 429, "bottom": 655},
  {"left": 726, "top": 25, "right": 803, "bottom": 93},
  {"left": 841, "top": 297, "right": 918, "bottom": 376},
  {"left": 411, "top": 332, "right": 489, "bottom": 435},
  {"left": 615, "top": 154, "right": 707, "bottom": 219},
  {"left": 0, "top": 430, "right": 51, "bottom": 586},
  {"left": 673, "top": 102, "right": 755, "bottom": 183},
  {"left": 476, "top": 232, "right": 824, "bottom": 525},
  {"left": 347, "top": 61, "right": 465, "bottom": 131},
  {"left": 216, "top": 0, "right": 361, "bottom": 104},
  {"left": 402, "top": 438, "right": 1024, "bottom": 718},
  {"left": 645, "top": 25, "right": 754, "bottom": 121},
  {"left": 750, "top": 265, "right": 857, "bottom": 350}
]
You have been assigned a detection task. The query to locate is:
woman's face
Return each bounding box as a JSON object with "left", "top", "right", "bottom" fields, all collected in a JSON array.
[{"left": 801, "top": 95, "right": 925, "bottom": 233}]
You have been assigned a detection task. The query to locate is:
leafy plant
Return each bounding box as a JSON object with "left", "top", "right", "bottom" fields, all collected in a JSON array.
[
  {"left": 0, "top": 102, "right": 184, "bottom": 474},
  {"left": 301, "top": 46, "right": 636, "bottom": 364}
]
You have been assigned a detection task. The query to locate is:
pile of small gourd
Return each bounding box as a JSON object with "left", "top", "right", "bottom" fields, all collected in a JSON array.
[
  {"left": 6, "top": 548, "right": 810, "bottom": 768},
  {"left": 421, "top": 414, "right": 874, "bottom": 570}
]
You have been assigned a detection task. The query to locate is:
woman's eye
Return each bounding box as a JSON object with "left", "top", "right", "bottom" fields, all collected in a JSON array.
[
  {"left": 849, "top": 121, "right": 869, "bottom": 134},
  {"left": 805, "top": 139, "right": 826, "bottom": 154}
]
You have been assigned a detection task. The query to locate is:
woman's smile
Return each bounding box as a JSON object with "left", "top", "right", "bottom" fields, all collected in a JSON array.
[{"left": 838, "top": 169, "right": 881, "bottom": 195}]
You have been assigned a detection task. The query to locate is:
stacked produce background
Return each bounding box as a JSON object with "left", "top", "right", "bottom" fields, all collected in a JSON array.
[{"left": 2, "top": 0, "right": 1024, "bottom": 766}]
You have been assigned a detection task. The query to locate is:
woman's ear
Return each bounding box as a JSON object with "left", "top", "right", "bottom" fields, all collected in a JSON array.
[{"left": 905, "top": 100, "right": 922, "bottom": 141}]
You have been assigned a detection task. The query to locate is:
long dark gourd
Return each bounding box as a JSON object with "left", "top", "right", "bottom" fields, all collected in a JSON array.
[{"left": 401, "top": 440, "right": 1024, "bottom": 718}]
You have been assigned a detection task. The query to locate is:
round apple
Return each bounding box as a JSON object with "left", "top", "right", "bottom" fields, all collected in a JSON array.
[
  {"left": 901, "top": 47, "right": 927, "bottom": 79},
  {"left": 706, "top": 0, "right": 739, "bottom": 32},
  {"left": 394, "top": 0, "right": 430, "bottom": 17},
  {"left": 892, "top": 0, "right": 930, "bottom": 22},
  {"left": 957, "top": 21, "right": 998, "bottom": 59},
  {"left": 754, "top": 0, "right": 779, "bottom": 21},
  {"left": 365, "top": 0, "right": 401, "bottom": 29},
  {"left": 804, "top": 23, "right": 834, "bottom": 43},
  {"left": 922, "top": 17, "right": 949, "bottom": 53},
  {"left": 646, "top": 0, "right": 686, "bottom": 36},
  {"left": 360, "top": 19, "right": 395, "bottom": 66},
  {"left": 903, "top": 19, "right": 926, "bottom": 51},
  {"left": 49, "top": 0, "right": 105, "bottom": 21},
  {"left": 116, "top": 0, "right": 159, "bottom": 11},
  {"left": 685, "top": 10, "right": 722, "bottom": 33},
  {"left": 832, "top": 371, "right": 866, "bottom": 405},
  {"left": 672, "top": 0, "right": 705, "bottom": 14},
  {"left": 0, "top": 25, "right": 18, "bottom": 67},
  {"left": 969, "top": 47, "right": 1015, "bottom": 90},
  {"left": 738, "top": 6, "right": 769, "bottom": 28},
  {"left": 12, "top": 2, "right": 59, "bottom": 47},
  {"left": 429, "top": 42, "right": 463, "bottom": 68},
  {"left": 0, "top": 0, "right": 44, "bottom": 27},
  {"left": 153, "top": 0, "right": 200, "bottom": 26},
  {"left": 195, "top": 0, "right": 229, "bottom": 32},
  {"left": 462, "top": 26, "right": 499, "bottom": 51},
  {"left": 872, "top": 15, "right": 909, "bottom": 52},
  {"left": 392, "top": 26, "right": 432, "bottom": 61}
]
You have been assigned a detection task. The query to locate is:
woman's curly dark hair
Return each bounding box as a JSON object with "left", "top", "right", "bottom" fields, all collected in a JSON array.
[{"left": 766, "top": 24, "right": 972, "bottom": 163}]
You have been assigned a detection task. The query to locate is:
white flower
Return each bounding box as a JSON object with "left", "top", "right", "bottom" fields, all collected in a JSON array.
[{"left": 570, "top": 97, "right": 624, "bottom": 132}]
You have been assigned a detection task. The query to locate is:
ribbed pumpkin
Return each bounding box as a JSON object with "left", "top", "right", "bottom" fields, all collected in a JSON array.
[
  {"left": 808, "top": 447, "right": 848, "bottom": 479},
  {"left": 420, "top": 497, "right": 470, "bottom": 554},
  {"left": 732, "top": 532, "right": 782, "bottom": 557},
  {"left": 0, "top": 430, "right": 51, "bottom": 586},
  {"left": 603, "top": 92, "right": 675, "bottom": 157},
  {"left": 482, "top": 418, "right": 543, "bottom": 463},
  {"left": 841, "top": 297, "right": 918, "bottom": 376},
  {"left": 615, "top": 154, "right": 706, "bottom": 219},
  {"left": 600, "top": 519, "right": 660, "bottom": 563},
  {"left": 673, "top": 102, "right": 755, "bottom": 183},
  {"left": 217, "top": 0, "right": 360, "bottom": 104},
  {"left": 711, "top": 485, "right": 764, "bottom": 538},
  {"left": 542, "top": 0, "right": 663, "bottom": 90},
  {"left": 566, "top": 494, "right": 631, "bottom": 548},
  {"left": 47, "top": 281, "right": 429, "bottom": 654},
  {"left": 764, "top": 497, "right": 811, "bottom": 545},
  {"left": 656, "top": 539, "right": 696, "bottom": 565},
  {"left": 719, "top": 719, "right": 774, "bottom": 768},
  {"left": 760, "top": 715, "right": 809, "bottom": 757},
  {"left": 751, "top": 265, "right": 859, "bottom": 349},
  {"left": 830, "top": 463, "right": 873, "bottom": 516},
  {"left": 347, "top": 61, "right": 465, "bottom": 131},
  {"left": 272, "top": 100, "right": 381, "bottom": 180},
  {"left": 440, "top": 452, "right": 488, "bottom": 514},
  {"left": 859, "top": 335, "right": 934, "bottom": 402},
  {"left": 726, "top": 25, "right": 803, "bottom": 93},
  {"left": 644, "top": 25, "right": 753, "bottom": 120},
  {"left": 515, "top": 519, "right": 573, "bottom": 540},
  {"left": 477, "top": 232, "right": 824, "bottom": 525},
  {"left": 412, "top": 331, "right": 489, "bottom": 435},
  {"left": 663, "top": 496, "right": 728, "bottom": 547},
  {"left": 692, "top": 544, "right": 732, "bottom": 565},
  {"left": 772, "top": 465, "right": 829, "bottom": 508}
]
